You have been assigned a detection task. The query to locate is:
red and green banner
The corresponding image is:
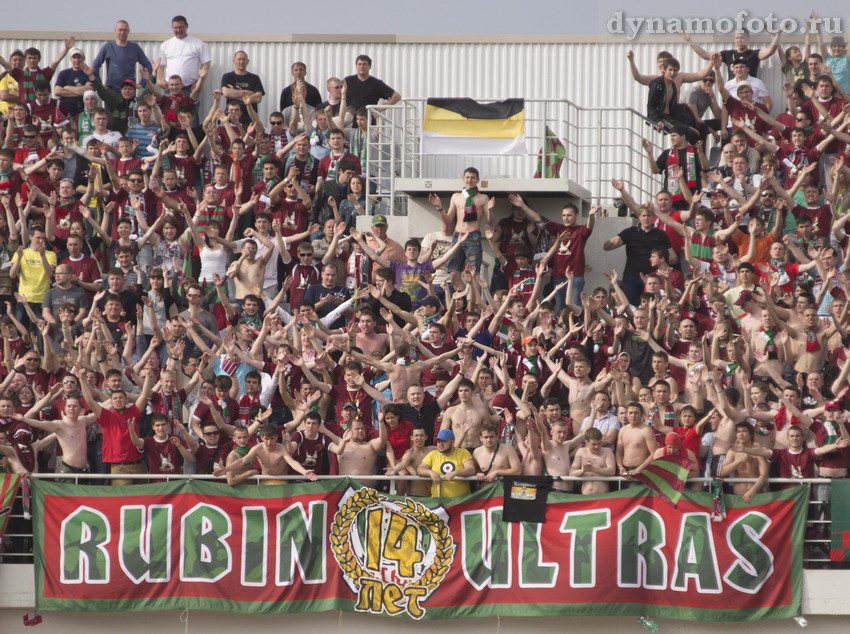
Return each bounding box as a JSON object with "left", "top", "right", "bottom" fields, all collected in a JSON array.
[
  {"left": 32, "top": 479, "right": 806, "bottom": 621},
  {"left": 830, "top": 479, "right": 850, "bottom": 561},
  {"left": 0, "top": 474, "right": 21, "bottom": 538}
]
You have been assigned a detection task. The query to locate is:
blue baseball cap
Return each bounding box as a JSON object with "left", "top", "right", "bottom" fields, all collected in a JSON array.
[{"left": 436, "top": 429, "right": 455, "bottom": 441}]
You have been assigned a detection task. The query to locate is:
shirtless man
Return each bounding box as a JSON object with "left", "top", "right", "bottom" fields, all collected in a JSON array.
[
  {"left": 570, "top": 428, "right": 617, "bottom": 494},
  {"left": 444, "top": 378, "right": 497, "bottom": 449},
  {"left": 334, "top": 418, "right": 387, "bottom": 485},
  {"left": 214, "top": 425, "right": 317, "bottom": 484},
  {"left": 543, "top": 356, "right": 613, "bottom": 425},
  {"left": 223, "top": 425, "right": 260, "bottom": 486},
  {"left": 12, "top": 397, "right": 97, "bottom": 474},
  {"left": 227, "top": 231, "right": 277, "bottom": 300},
  {"left": 386, "top": 427, "right": 434, "bottom": 496},
  {"left": 709, "top": 376, "right": 748, "bottom": 475},
  {"left": 773, "top": 306, "right": 829, "bottom": 375},
  {"left": 617, "top": 402, "right": 659, "bottom": 477},
  {"left": 350, "top": 341, "right": 460, "bottom": 402},
  {"left": 514, "top": 413, "right": 545, "bottom": 476},
  {"left": 473, "top": 424, "right": 521, "bottom": 483},
  {"left": 353, "top": 309, "right": 388, "bottom": 357},
  {"left": 426, "top": 167, "right": 492, "bottom": 286},
  {"left": 720, "top": 422, "right": 769, "bottom": 502},
  {"left": 541, "top": 418, "right": 587, "bottom": 492}
]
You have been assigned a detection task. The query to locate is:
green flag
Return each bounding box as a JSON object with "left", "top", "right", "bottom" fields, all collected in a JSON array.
[{"left": 533, "top": 126, "right": 566, "bottom": 179}]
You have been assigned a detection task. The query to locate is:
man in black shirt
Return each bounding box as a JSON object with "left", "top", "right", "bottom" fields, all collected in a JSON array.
[
  {"left": 279, "top": 62, "right": 322, "bottom": 111},
  {"left": 398, "top": 384, "right": 441, "bottom": 444},
  {"left": 220, "top": 51, "right": 264, "bottom": 125},
  {"left": 362, "top": 267, "right": 412, "bottom": 329},
  {"left": 681, "top": 29, "right": 780, "bottom": 79},
  {"left": 342, "top": 54, "right": 401, "bottom": 110},
  {"left": 602, "top": 208, "right": 671, "bottom": 305}
]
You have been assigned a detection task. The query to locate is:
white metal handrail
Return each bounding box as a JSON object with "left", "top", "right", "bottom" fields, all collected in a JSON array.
[{"left": 364, "top": 98, "right": 667, "bottom": 213}]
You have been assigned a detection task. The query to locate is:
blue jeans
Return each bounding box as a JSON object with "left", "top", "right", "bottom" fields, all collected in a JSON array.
[
  {"left": 448, "top": 230, "right": 483, "bottom": 274},
  {"left": 553, "top": 276, "right": 585, "bottom": 317},
  {"left": 621, "top": 274, "right": 643, "bottom": 306}
]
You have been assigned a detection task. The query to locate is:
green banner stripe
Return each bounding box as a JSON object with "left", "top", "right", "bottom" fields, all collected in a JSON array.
[{"left": 642, "top": 471, "right": 681, "bottom": 502}]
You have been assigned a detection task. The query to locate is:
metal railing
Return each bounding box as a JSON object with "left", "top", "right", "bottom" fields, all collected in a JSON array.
[
  {"left": 364, "top": 98, "right": 668, "bottom": 214},
  {"left": 0, "top": 474, "right": 841, "bottom": 568}
]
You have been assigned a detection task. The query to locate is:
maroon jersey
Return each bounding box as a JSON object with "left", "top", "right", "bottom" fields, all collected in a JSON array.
[
  {"left": 0, "top": 337, "right": 30, "bottom": 369},
  {"left": 27, "top": 98, "right": 69, "bottom": 143},
  {"left": 108, "top": 189, "right": 157, "bottom": 239},
  {"left": 220, "top": 150, "right": 255, "bottom": 201},
  {"left": 317, "top": 152, "right": 361, "bottom": 180},
  {"left": 273, "top": 199, "right": 308, "bottom": 254},
  {"left": 791, "top": 204, "right": 833, "bottom": 239},
  {"left": 332, "top": 384, "right": 373, "bottom": 428},
  {"left": 170, "top": 155, "right": 200, "bottom": 190},
  {"left": 802, "top": 97, "right": 846, "bottom": 154},
  {"left": 61, "top": 254, "right": 102, "bottom": 298},
  {"left": 770, "top": 447, "right": 819, "bottom": 486},
  {"left": 194, "top": 439, "right": 232, "bottom": 474},
  {"left": 192, "top": 398, "right": 240, "bottom": 429},
  {"left": 53, "top": 200, "right": 85, "bottom": 241},
  {"left": 386, "top": 420, "right": 413, "bottom": 461},
  {"left": 498, "top": 215, "right": 533, "bottom": 260},
  {"left": 420, "top": 341, "right": 455, "bottom": 386},
  {"left": 546, "top": 222, "right": 592, "bottom": 277},
  {"left": 237, "top": 392, "right": 262, "bottom": 424},
  {"left": 149, "top": 389, "right": 187, "bottom": 429},
  {"left": 16, "top": 367, "right": 52, "bottom": 394},
  {"left": 8, "top": 422, "right": 35, "bottom": 472},
  {"left": 287, "top": 262, "right": 321, "bottom": 307},
  {"left": 290, "top": 430, "right": 333, "bottom": 474},
  {"left": 110, "top": 157, "right": 144, "bottom": 176},
  {"left": 159, "top": 93, "right": 196, "bottom": 123},
  {"left": 810, "top": 420, "right": 850, "bottom": 470},
  {"left": 142, "top": 436, "right": 183, "bottom": 474}
]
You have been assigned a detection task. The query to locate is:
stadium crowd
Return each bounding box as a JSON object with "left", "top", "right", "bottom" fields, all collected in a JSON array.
[{"left": 0, "top": 14, "right": 848, "bottom": 529}]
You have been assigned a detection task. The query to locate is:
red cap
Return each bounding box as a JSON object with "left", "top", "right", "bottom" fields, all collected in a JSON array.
[
  {"left": 491, "top": 394, "right": 517, "bottom": 413},
  {"left": 825, "top": 401, "right": 842, "bottom": 411},
  {"left": 522, "top": 335, "right": 538, "bottom": 346}
]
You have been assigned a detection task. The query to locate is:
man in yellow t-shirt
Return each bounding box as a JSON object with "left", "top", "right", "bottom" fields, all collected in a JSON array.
[
  {"left": 418, "top": 429, "right": 475, "bottom": 498},
  {"left": 0, "top": 50, "right": 23, "bottom": 116},
  {"left": 10, "top": 226, "right": 57, "bottom": 308}
]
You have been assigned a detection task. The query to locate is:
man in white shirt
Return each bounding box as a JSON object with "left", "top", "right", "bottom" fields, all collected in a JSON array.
[
  {"left": 723, "top": 61, "right": 771, "bottom": 110},
  {"left": 156, "top": 15, "right": 211, "bottom": 92}
]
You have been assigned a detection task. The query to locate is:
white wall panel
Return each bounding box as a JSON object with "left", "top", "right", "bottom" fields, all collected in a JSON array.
[{"left": 0, "top": 34, "right": 797, "bottom": 204}]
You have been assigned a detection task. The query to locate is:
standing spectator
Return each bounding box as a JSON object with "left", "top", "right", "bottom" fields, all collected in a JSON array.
[
  {"left": 91, "top": 20, "right": 153, "bottom": 94},
  {"left": 53, "top": 48, "right": 91, "bottom": 118},
  {"left": 156, "top": 15, "right": 211, "bottom": 95},
  {"left": 602, "top": 206, "right": 671, "bottom": 305},
  {"left": 0, "top": 49, "right": 24, "bottom": 116},
  {"left": 681, "top": 28, "right": 780, "bottom": 79},
  {"left": 220, "top": 51, "right": 265, "bottom": 126},
  {"left": 279, "top": 62, "right": 322, "bottom": 111},
  {"left": 0, "top": 38, "right": 76, "bottom": 104},
  {"left": 342, "top": 55, "right": 401, "bottom": 111},
  {"left": 10, "top": 225, "right": 56, "bottom": 325}
]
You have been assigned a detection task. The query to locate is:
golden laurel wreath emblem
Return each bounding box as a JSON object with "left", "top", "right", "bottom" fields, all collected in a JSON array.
[{"left": 330, "top": 487, "right": 454, "bottom": 618}]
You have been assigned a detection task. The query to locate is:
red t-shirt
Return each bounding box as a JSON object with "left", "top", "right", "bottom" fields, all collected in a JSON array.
[
  {"left": 386, "top": 420, "right": 413, "bottom": 460},
  {"left": 810, "top": 420, "right": 850, "bottom": 470},
  {"left": 770, "top": 447, "right": 819, "bottom": 485},
  {"left": 192, "top": 398, "right": 240, "bottom": 429},
  {"left": 332, "top": 384, "right": 373, "bottom": 428},
  {"left": 792, "top": 204, "right": 833, "bottom": 239},
  {"left": 99, "top": 404, "right": 144, "bottom": 463}
]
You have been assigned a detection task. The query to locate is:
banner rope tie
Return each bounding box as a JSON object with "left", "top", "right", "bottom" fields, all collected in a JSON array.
[
  {"left": 179, "top": 608, "right": 189, "bottom": 634},
  {"left": 21, "top": 473, "right": 32, "bottom": 520}
]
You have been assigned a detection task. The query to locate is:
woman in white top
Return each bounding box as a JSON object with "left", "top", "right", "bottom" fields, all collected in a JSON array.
[{"left": 180, "top": 203, "right": 237, "bottom": 289}]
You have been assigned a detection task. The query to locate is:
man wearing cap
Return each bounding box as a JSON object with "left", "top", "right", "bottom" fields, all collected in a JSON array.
[
  {"left": 82, "top": 63, "right": 142, "bottom": 135},
  {"left": 363, "top": 214, "right": 406, "bottom": 276},
  {"left": 54, "top": 48, "right": 91, "bottom": 118},
  {"left": 92, "top": 21, "right": 153, "bottom": 94},
  {"left": 418, "top": 429, "right": 475, "bottom": 498}
]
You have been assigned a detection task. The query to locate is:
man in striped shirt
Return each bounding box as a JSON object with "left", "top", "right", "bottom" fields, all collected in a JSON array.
[{"left": 0, "top": 39, "right": 76, "bottom": 104}]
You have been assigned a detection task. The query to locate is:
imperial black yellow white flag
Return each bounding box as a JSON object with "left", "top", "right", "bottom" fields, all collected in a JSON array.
[{"left": 422, "top": 98, "right": 526, "bottom": 155}]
